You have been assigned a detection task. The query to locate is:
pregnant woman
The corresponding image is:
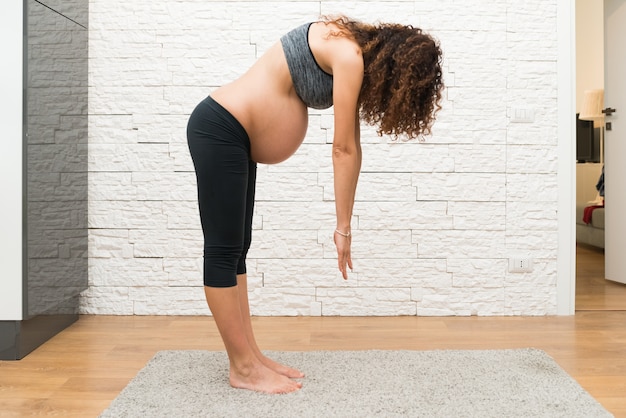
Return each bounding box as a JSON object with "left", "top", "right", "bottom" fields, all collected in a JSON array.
[{"left": 187, "top": 15, "right": 443, "bottom": 393}]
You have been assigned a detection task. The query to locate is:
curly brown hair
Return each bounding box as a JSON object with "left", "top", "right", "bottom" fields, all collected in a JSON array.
[{"left": 323, "top": 16, "right": 444, "bottom": 140}]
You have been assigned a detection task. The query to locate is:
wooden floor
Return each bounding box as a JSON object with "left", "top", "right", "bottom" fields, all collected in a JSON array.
[
  {"left": 576, "top": 244, "right": 626, "bottom": 311},
  {"left": 1, "top": 246, "right": 625, "bottom": 418}
]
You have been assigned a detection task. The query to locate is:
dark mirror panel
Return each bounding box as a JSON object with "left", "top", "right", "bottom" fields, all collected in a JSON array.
[{"left": 25, "top": 0, "right": 88, "bottom": 318}]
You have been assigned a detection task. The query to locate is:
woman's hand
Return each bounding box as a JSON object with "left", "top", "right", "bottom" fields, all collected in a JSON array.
[{"left": 334, "top": 230, "right": 353, "bottom": 280}]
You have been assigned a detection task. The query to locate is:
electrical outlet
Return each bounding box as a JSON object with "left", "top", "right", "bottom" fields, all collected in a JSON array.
[{"left": 509, "top": 257, "right": 533, "bottom": 273}]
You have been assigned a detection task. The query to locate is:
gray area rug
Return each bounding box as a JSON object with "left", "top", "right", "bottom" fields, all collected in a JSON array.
[{"left": 99, "top": 349, "right": 612, "bottom": 418}]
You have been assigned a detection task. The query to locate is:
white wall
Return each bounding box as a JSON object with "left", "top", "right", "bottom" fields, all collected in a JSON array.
[
  {"left": 0, "top": 1, "right": 24, "bottom": 321},
  {"left": 83, "top": 0, "right": 563, "bottom": 316},
  {"left": 576, "top": 0, "right": 604, "bottom": 111}
]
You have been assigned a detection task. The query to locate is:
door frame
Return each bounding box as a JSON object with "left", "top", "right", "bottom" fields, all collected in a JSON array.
[{"left": 556, "top": 0, "right": 576, "bottom": 315}]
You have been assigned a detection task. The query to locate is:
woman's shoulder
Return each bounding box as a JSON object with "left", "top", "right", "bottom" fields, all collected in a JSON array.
[{"left": 310, "top": 22, "right": 362, "bottom": 71}]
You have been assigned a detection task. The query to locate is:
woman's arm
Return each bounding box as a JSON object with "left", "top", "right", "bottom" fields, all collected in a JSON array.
[{"left": 330, "top": 42, "right": 363, "bottom": 280}]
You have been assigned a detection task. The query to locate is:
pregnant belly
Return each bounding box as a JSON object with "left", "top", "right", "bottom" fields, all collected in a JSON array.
[{"left": 249, "top": 101, "right": 309, "bottom": 164}]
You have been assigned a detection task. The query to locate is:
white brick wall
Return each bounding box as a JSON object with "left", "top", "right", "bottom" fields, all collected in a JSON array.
[{"left": 83, "top": 0, "right": 560, "bottom": 316}]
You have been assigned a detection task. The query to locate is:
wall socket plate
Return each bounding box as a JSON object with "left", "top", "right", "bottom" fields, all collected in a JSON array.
[
  {"left": 509, "top": 257, "right": 533, "bottom": 273},
  {"left": 510, "top": 107, "right": 535, "bottom": 123}
]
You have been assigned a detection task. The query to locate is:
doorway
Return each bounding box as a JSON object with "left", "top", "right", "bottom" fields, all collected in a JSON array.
[{"left": 574, "top": 0, "right": 626, "bottom": 311}]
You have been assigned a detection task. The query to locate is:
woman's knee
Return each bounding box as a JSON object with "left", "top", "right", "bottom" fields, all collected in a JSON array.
[{"left": 203, "top": 246, "right": 241, "bottom": 287}]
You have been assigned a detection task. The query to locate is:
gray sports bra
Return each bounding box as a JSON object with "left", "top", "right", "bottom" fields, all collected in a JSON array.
[{"left": 280, "top": 23, "right": 334, "bottom": 110}]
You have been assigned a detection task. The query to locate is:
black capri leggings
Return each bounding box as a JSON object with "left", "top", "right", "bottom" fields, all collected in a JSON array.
[{"left": 186, "top": 96, "right": 257, "bottom": 287}]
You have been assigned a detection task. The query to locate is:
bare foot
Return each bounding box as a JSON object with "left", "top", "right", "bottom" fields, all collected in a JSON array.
[
  {"left": 258, "top": 354, "right": 304, "bottom": 379},
  {"left": 230, "top": 362, "right": 302, "bottom": 394}
]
